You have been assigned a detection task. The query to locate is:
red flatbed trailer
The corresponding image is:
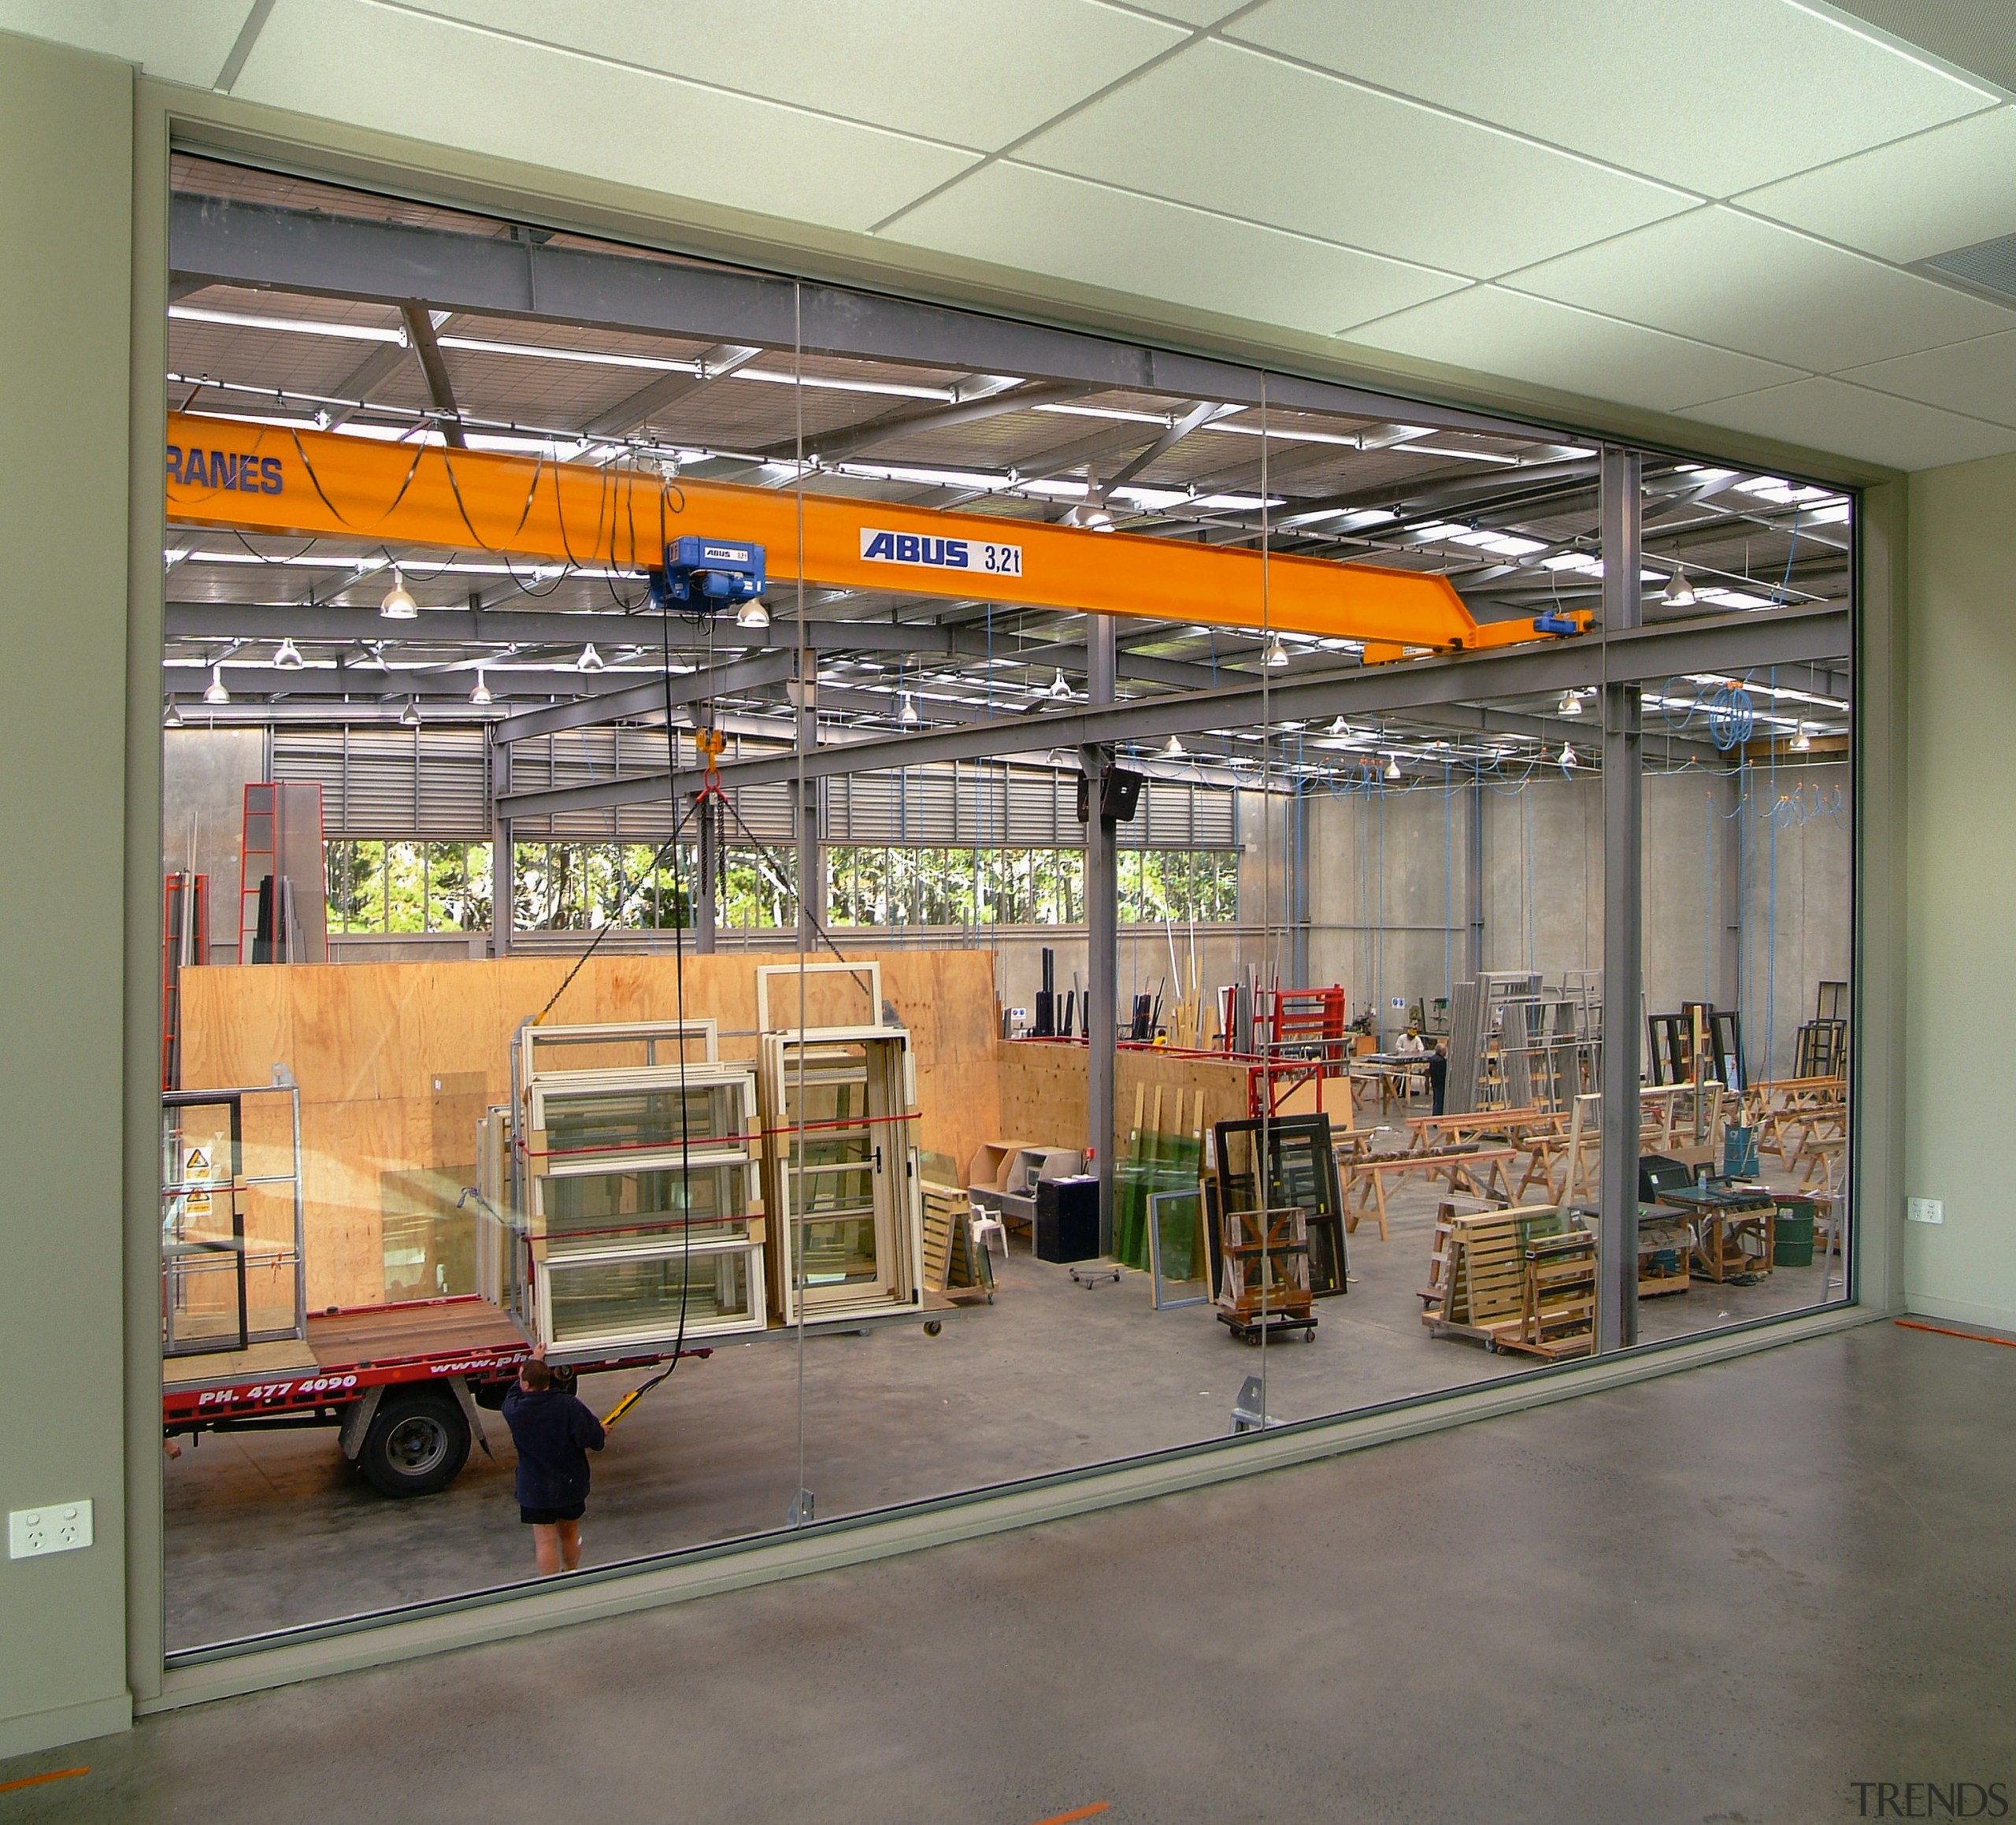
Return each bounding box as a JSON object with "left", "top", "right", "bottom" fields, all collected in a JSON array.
[{"left": 162, "top": 1296, "right": 708, "bottom": 1495}]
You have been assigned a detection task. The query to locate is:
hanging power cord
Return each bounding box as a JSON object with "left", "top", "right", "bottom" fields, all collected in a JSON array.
[{"left": 598, "top": 583, "right": 712, "bottom": 1430}]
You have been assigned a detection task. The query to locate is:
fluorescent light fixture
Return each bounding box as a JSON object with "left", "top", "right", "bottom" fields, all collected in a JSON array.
[
  {"left": 1451, "top": 529, "right": 1542, "bottom": 555},
  {"left": 1384, "top": 755, "right": 1402, "bottom": 781},
  {"left": 380, "top": 566, "right": 418, "bottom": 619},
  {"left": 1558, "top": 690, "right": 1584, "bottom": 717},
  {"left": 1662, "top": 566, "right": 1697, "bottom": 609},
  {"left": 1696, "top": 588, "right": 1772, "bottom": 610},
  {"left": 1047, "top": 669, "right": 1072, "bottom": 701},
  {"left": 1410, "top": 521, "right": 1470, "bottom": 543},
  {"left": 736, "top": 597, "right": 771, "bottom": 630},
  {"left": 169, "top": 303, "right": 404, "bottom": 345},
  {"left": 1161, "top": 733, "right": 1185, "bottom": 759},
  {"left": 272, "top": 637, "right": 306, "bottom": 671},
  {"left": 163, "top": 699, "right": 183, "bottom": 728},
  {"left": 435, "top": 334, "right": 695, "bottom": 376},
  {"left": 736, "top": 367, "right": 952, "bottom": 402},
  {"left": 577, "top": 642, "right": 605, "bottom": 673},
  {"left": 899, "top": 692, "right": 919, "bottom": 726},
  {"left": 203, "top": 666, "right": 229, "bottom": 705},
  {"left": 1263, "top": 635, "right": 1289, "bottom": 669},
  {"left": 1560, "top": 742, "right": 1577, "bottom": 768},
  {"left": 469, "top": 671, "right": 493, "bottom": 707},
  {"left": 1790, "top": 725, "right": 1812, "bottom": 751},
  {"left": 399, "top": 699, "right": 423, "bottom": 727},
  {"left": 1405, "top": 446, "right": 1521, "bottom": 465}
]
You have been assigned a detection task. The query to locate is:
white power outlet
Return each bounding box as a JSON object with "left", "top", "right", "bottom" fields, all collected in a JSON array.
[
  {"left": 9, "top": 1500, "right": 93, "bottom": 1559},
  {"left": 1907, "top": 1196, "right": 1945, "bottom": 1226}
]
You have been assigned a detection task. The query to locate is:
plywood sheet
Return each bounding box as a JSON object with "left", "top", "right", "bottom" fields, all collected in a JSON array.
[
  {"left": 179, "top": 948, "right": 1002, "bottom": 1308},
  {"left": 995, "top": 1042, "right": 1253, "bottom": 1159}
]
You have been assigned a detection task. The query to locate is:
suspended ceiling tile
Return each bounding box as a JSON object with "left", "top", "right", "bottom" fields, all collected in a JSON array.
[
  {"left": 881, "top": 162, "right": 1467, "bottom": 339},
  {"left": 1823, "top": 0, "right": 2016, "bottom": 94},
  {"left": 1129, "top": 0, "right": 1250, "bottom": 22},
  {"left": 1677, "top": 375, "right": 2016, "bottom": 469},
  {"left": 1733, "top": 104, "right": 2016, "bottom": 263},
  {"left": 1506, "top": 205, "right": 2016, "bottom": 371},
  {"left": 1337, "top": 286, "right": 1801, "bottom": 415},
  {"left": 235, "top": 0, "right": 976, "bottom": 234},
  {"left": 1228, "top": 0, "right": 1998, "bottom": 198},
  {"left": 0, "top": 0, "right": 254, "bottom": 86},
  {"left": 393, "top": 0, "right": 1184, "bottom": 150},
  {"left": 1838, "top": 331, "right": 2016, "bottom": 429},
  {"left": 1008, "top": 39, "right": 1693, "bottom": 279}
]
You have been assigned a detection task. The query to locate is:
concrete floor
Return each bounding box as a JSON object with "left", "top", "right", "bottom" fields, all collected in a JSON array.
[
  {"left": 161, "top": 1167, "right": 1840, "bottom": 1646},
  {"left": 10, "top": 1317, "right": 2012, "bottom": 1823}
]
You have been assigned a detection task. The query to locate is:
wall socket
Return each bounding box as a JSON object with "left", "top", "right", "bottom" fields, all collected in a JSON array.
[
  {"left": 1907, "top": 1197, "right": 1945, "bottom": 1226},
  {"left": 8, "top": 1500, "right": 93, "bottom": 1559}
]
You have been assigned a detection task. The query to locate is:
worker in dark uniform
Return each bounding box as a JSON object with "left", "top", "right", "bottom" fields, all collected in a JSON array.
[
  {"left": 501, "top": 1345, "right": 606, "bottom": 1575},
  {"left": 1428, "top": 1041, "right": 1449, "bottom": 1117}
]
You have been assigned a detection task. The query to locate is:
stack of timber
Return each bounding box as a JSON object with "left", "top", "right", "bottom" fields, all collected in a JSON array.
[
  {"left": 921, "top": 1180, "right": 995, "bottom": 1304},
  {"left": 1508, "top": 1231, "right": 1596, "bottom": 1359},
  {"left": 1420, "top": 1201, "right": 1570, "bottom": 1349}
]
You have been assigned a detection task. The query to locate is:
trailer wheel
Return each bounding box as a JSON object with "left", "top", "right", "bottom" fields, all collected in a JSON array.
[{"left": 359, "top": 1393, "right": 469, "bottom": 1497}]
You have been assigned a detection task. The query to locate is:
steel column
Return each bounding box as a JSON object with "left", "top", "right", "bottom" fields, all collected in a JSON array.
[
  {"left": 1720, "top": 765, "right": 1743, "bottom": 1019},
  {"left": 1597, "top": 447, "right": 1644, "bottom": 1353},
  {"left": 487, "top": 726, "right": 512, "bottom": 957},
  {"left": 1467, "top": 774, "right": 1486, "bottom": 977},
  {"left": 693, "top": 788, "right": 717, "bottom": 955},
  {"left": 1290, "top": 783, "right": 1310, "bottom": 986},
  {"left": 794, "top": 648, "right": 824, "bottom": 950},
  {"left": 1084, "top": 616, "right": 1118, "bottom": 1254}
]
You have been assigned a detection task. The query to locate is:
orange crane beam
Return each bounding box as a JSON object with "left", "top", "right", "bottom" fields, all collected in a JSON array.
[{"left": 164, "top": 414, "right": 1576, "bottom": 655}]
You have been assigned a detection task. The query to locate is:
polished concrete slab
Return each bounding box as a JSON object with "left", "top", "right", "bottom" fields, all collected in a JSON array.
[
  {"left": 159, "top": 1167, "right": 1836, "bottom": 1645},
  {"left": 8, "top": 1318, "right": 2011, "bottom": 1823}
]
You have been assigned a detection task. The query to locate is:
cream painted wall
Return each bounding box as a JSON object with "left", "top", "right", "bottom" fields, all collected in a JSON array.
[
  {"left": 0, "top": 31, "right": 136, "bottom": 1757},
  {"left": 1904, "top": 452, "right": 2016, "bottom": 1330}
]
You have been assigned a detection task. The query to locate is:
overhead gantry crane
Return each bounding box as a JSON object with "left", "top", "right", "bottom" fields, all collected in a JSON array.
[{"left": 164, "top": 412, "right": 1586, "bottom": 660}]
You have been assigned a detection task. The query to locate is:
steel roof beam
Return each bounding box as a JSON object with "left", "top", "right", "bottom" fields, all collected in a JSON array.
[
  {"left": 163, "top": 603, "right": 1229, "bottom": 688},
  {"left": 489, "top": 650, "right": 800, "bottom": 741},
  {"left": 168, "top": 195, "right": 1550, "bottom": 440},
  {"left": 499, "top": 604, "right": 1849, "bottom": 819},
  {"left": 401, "top": 306, "right": 466, "bottom": 448}
]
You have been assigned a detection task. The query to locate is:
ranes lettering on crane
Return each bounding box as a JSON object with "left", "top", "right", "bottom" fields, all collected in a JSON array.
[{"left": 166, "top": 443, "right": 284, "bottom": 494}]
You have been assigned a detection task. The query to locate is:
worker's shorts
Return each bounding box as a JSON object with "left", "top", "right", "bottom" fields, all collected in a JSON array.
[{"left": 520, "top": 1501, "right": 586, "bottom": 1526}]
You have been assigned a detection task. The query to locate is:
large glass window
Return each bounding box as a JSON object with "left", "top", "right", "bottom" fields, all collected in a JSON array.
[{"left": 155, "top": 150, "right": 1855, "bottom": 1660}]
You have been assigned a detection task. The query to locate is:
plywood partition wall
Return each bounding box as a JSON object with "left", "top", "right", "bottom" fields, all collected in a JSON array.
[
  {"left": 995, "top": 1041, "right": 1254, "bottom": 1163},
  {"left": 177, "top": 949, "right": 1002, "bottom": 1310}
]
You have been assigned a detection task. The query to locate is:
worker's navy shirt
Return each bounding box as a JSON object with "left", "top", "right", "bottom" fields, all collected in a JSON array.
[{"left": 501, "top": 1385, "right": 605, "bottom": 1510}]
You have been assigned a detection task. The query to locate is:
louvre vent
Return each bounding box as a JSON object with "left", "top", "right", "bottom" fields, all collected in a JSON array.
[{"left": 1922, "top": 233, "right": 2016, "bottom": 307}]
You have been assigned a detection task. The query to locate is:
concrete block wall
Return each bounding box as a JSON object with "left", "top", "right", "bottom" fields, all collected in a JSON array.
[{"left": 1303, "top": 762, "right": 1851, "bottom": 1076}]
